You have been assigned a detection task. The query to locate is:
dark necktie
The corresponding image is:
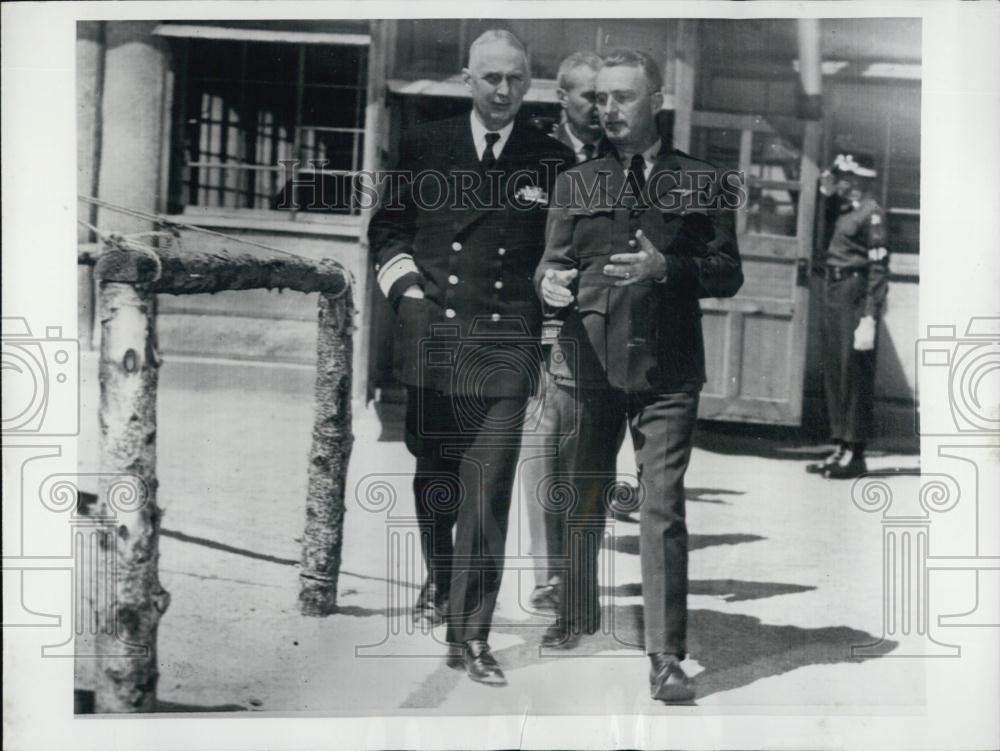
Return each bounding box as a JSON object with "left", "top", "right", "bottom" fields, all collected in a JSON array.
[
  {"left": 580, "top": 142, "right": 596, "bottom": 163},
  {"left": 482, "top": 132, "right": 500, "bottom": 170},
  {"left": 628, "top": 153, "right": 647, "bottom": 191}
]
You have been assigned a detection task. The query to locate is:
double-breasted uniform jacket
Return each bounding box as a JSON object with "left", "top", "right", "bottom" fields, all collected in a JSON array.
[
  {"left": 535, "top": 146, "right": 744, "bottom": 393},
  {"left": 369, "top": 115, "right": 575, "bottom": 398}
]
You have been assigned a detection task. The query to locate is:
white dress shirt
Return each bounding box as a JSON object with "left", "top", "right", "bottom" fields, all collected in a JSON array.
[
  {"left": 562, "top": 126, "right": 601, "bottom": 164},
  {"left": 470, "top": 111, "right": 514, "bottom": 161},
  {"left": 620, "top": 138, "right": 662, "bottom": 180}
]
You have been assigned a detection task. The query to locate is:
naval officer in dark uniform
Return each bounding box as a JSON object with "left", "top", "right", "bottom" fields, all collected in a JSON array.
[
  {"left": 806, "top": 152, "right": 889, "bottom": 479},
  {"left": 368, "top": 29, "right": 573, "bottom": 685},
  {"left": 535, "top": 49, "right": 742, "bottom": 702}
]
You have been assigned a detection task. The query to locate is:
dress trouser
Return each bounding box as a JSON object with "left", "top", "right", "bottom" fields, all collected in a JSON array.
[
  {"left": 520, "top": 373, "right": 562, "bottom": 587},
  {"left": 405, "top": 387, "right": 526, "bottom": 644},
  {"left": 559, "top": 384, "right": 699, "bottom": 656},
  {"left": 519, "top": 373, "right": 589, "bottom": 587},
  {"left": 822, "top": 274, "right": 877, "bottom": 443}
]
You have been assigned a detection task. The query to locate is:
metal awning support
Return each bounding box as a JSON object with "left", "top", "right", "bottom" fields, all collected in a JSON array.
[{"left": 796, "top": 19, "right": 824, "bottom": 120}]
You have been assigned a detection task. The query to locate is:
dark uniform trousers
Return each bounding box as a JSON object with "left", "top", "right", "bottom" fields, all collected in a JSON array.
[
  {"left": 406, "top": 387, "right": 526, "bottom": 645},
  {"left": 369, "top": 115, "right": 575, "bottom": 645},
  {"left": 558, "top": 384, "right": 699, "bottom": 656},
  {"left": 819, "top": 192, "right": 888, "bottom": 445},
  {"left": 535, "top": 147, "right": 743, "bottom": 657},
  {"left": 822, "top": 273, "right": 877, "bottom": 443}
]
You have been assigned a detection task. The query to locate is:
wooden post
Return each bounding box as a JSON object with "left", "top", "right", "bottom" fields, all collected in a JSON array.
[
  {"left": 672, "top": 20, "right": 700, "bottom": 153},
  {"left": 84, "top": 234, "right": 354, "bottom": 707},
  {"left": 299, "top": 286, "right": 356, "bottom": 615},
  {"left": 94, "top": 249, "right": 167, "bottom": 713}
]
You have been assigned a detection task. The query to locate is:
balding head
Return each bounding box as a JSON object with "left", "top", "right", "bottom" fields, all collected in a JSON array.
[
  {"left": 462, "top": 30, "right": 532, "bottom": 131},
  {"left": 467, "top": 29, "right": 530, "bottom": 70}
]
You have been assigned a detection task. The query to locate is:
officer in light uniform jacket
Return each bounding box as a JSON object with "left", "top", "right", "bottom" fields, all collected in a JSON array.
[
  {"left": 519, "top": 51, "right": 607, "bottom": 614},
  {"left": 806, "top": 152, "right": 889, "bottom": 479},
  {"left": 535, "top": 49, "right": 742, "bottom": 703}
]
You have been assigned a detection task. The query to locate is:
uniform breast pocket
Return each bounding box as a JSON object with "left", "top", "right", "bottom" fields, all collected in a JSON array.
[{"left": 569, "top": 207, "right": 614, "bottom": 257}]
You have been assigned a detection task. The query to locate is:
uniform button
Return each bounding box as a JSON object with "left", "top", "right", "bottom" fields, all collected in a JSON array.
[
  {"left": 445, "top": 308, "right": 456, "bottom": 319},
  {"left": 448, "top": 275, "right": 459, "bottom": 285},
  {"left": 494, "top": 281, "right": 503, "bottom": 290},
  {"left": 497, "top": 247, "right": 506, "bottom": 256},
  {"left": 491, "top": 313, "right": 501, "bottom": 322},
  {"left": 451, "top": 242, "right": 462, "bottom": 252}
]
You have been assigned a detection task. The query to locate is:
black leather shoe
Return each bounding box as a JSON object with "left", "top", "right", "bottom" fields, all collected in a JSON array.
[
  {"left": 449, "top": 640, "right": 506, "bottom": 686},
  {"left": 413, "top": 581, "right": 447, "bottom": 627},
  {"left": 824, "top": 454, "right": 867, "bottom": 479},
  {"left": 529, "top": 584, "right": 559, "bottom": 612},
  {"left": 806, "top": 447, "right": 844, "bottom": 474},
  {"left": 649, "top": 653, "right": 695, "bottom": 703},
  {"left": 541, "top": 619, "right": 581, "bottom": 649}
]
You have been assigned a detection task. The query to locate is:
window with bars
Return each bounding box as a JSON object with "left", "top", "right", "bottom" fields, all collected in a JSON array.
[{"left": 175, "top": 38, "right": 368, "bottom": 216}]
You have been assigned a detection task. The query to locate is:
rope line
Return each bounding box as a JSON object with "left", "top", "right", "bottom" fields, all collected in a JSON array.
[
  {"left": 76, "top": 217, "right": 112, "bottom": 243},
  {"left": 78, "top": 194, "right": 344, "bottom": 266},
  {"left": 77, "top": 195, "right": 355, "bottom": 299}
]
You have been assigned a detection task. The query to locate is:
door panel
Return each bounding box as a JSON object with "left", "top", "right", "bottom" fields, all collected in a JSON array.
[{"left": 690, "top": 112, "right": 820, "bottom": 425}]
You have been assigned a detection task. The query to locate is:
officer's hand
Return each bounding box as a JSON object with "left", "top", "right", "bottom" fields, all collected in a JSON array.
[
  {"left": 401, "top": 285, "right": 424, "bottom": 299},
  {"left": 853, "top": 315, "right": 876, "bottom": 351},
  {"left": 541, "top": 268, "right": 578, "bottom": 308},
  {"left": 605, "top": 230, "right": 667, "bottom": 286}
]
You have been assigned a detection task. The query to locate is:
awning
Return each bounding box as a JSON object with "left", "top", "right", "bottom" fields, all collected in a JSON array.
[
  {"left": 387, "top": 76, "right": 559, "bottom": 104},
  {"left": 387, "top": 76, "right": 677, "bottom": 108},
  {"left": 153, "top": 24, "right": 370, "bottom": 46}
]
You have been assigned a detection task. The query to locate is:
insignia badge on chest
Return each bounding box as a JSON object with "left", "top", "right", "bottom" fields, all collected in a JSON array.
[{"left": 515, "top": 185, "right": 548, "bottom": 205}]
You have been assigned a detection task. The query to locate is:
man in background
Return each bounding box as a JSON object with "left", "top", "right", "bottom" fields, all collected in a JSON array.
[
  {"left": 519, "top": 51, "right": 606, "bottom": 614},
  {"left": 805, "top": 152, "right": 888, "bottom": 479}
]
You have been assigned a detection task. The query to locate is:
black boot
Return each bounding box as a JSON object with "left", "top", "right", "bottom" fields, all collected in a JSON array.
[
  {"left": 824, "top": 444, "right": 867, "bottom": 479},
  {"left": 806, "top": 443, "right": 845, "bottom": 474}
]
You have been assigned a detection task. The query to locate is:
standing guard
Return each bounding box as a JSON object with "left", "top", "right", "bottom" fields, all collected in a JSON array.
[{"left": 807, "top": 152, "right": 889, "bottom": 479}]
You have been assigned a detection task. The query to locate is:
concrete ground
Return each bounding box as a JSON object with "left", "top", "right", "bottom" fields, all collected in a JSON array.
[{"left": 77, "top": 351, "right": 927, "bottom": 715}]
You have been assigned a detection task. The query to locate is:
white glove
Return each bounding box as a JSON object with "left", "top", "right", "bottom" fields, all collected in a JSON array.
[{"left": 853, "top": 315, "right": 876, "bottom": 351}]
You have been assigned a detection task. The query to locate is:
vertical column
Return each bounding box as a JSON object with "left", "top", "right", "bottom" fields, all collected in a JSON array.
[
  {"left": 77, "top": 22, "right": 106, "bottom": 348},
  {"left": 299, "top": 287, "right": 355, "bottom": 615},
  {"left": 95, "top": 22, "right": 171, "bottom": 235},
  {"left": 670, "top": 20, "right": 699, "bottom": 154},
  {"left": 357, "top": 20, "right": 393, "bottom": 402}
]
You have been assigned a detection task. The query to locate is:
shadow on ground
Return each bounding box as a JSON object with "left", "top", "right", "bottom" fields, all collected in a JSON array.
[
  {"left": 687, "top": 486, "right": 746, "bottom": 504},
  {"left": 400, "top": 602, "right": 891, "bottom": 710},
  {"left": 604, "top": 533, "right": 766, "bottom": 556},
  {"left": 601, "top": 579, "right": 815, "bottom": 602},
  {"left": 695, "top": 420, "right": 919, "bottom": 461}
]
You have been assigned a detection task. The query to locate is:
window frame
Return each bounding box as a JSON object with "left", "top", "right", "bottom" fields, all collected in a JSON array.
[{"left": 166, "top": 32, "right": 370, "bottom": 232}]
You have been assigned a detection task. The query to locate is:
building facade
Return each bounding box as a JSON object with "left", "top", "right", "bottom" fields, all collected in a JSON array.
[{"left": 77, "top": 18, "right": 921, "bottom": 434}]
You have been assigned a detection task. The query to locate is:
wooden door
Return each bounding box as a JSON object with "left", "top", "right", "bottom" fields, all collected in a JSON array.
[{"left": 688, "top": 111, "right": 821, "bottom": 425}]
